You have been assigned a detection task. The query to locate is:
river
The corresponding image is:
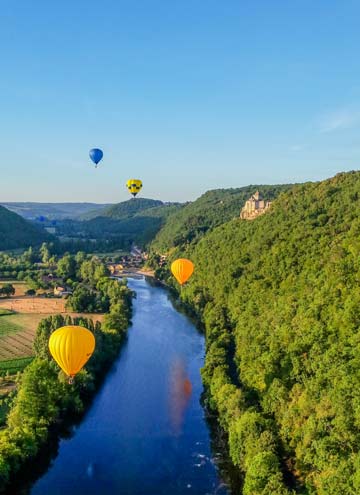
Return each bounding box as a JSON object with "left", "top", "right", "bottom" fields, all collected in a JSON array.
[{"left": 29, "top": 277, "right": 236, "bottom": 495}]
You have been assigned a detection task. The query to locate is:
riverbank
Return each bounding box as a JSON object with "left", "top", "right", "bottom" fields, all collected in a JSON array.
[
  {"left": 163, "top": 276, "right": 292, "bottom": 493},
  {"left": 145, "top": 271, "right": 246, "bottom": 490},
  {"left": 135, "top": 272, "right": 243, "bottom": 488},
  {"left": 0, "top": 281, "right": 133, "bottom": 493},
  {"left": 116, "top": 268, "right": 155, "bottom": 279},
  {"left": 28, "top": 277, "right": 237, "bottom": 495}
]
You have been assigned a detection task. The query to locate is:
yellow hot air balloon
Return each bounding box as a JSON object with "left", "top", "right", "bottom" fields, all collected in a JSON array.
[
  {"left": 49, "top": 325, "right": 95, "bottom": 383},
  {"left": 126, "top": 179, "right": 143, "bottom": 197},
  {"left": 171, "top": 258, "right": 194, "bottom": 285}
]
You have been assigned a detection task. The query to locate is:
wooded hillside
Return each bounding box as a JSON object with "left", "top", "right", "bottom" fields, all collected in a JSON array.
[{"left": 157, "top": 171, "right": 360, "bottom": 494}]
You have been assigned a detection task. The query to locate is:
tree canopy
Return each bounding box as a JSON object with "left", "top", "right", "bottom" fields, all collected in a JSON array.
[
  {"left": 151, "top": 185, "right": 291, "bottom": 252},
  {"left": 154, "top": 171, "right": 360, "bottom": 494},
  {"left": 0, "top": 206, "right": 52, "bottom": 250}
]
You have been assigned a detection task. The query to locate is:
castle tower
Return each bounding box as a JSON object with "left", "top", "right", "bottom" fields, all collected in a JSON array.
[{"left": 240, "top": 191, "right": 272, "bottom": 220}]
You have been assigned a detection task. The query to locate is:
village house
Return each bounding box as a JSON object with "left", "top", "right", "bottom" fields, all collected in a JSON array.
[
  {"left": 107, "top": 263, "right": 124, "bottom": 275},
  {"left": 240, "top": 191, "right": 272, "bottom": 220},
  {"left": 159, "top": 255, "right": 168, "bottom": 267},
  {"left": 53, "top": 286, "right": 72, "bottom": 297}
]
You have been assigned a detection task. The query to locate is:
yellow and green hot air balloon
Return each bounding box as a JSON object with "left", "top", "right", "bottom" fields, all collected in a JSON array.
[
  {"left": 126, "top": 179, "right": 143, "bottom": 197},
  {"left": 49, "top": 325, "right": 95, "bottom": 383},
  {"left": 171, "top": 258, "right": 194, "bottom": 286}
]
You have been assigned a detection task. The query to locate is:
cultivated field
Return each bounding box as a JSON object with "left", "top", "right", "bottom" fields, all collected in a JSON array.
[
  {"left": 0, "top": 297, "right": 66, "bottom": 313},
  {"left": 0, "top": 357, "right": 33, "bottom": 375},
  {"left": 0, "top": 298, "right": 103, "bottom": 373},
  {"left": 0, "top": 313, "right": 52, "bottom": 361}
]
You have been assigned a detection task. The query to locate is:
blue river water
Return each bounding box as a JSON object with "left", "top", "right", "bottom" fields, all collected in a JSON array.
[{"left": 29, "top": 277, "right": 233, "bottom": 495}]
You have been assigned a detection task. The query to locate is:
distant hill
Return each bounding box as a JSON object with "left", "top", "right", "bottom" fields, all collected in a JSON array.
[
  {"left": 56, "top": 198, "right": 183, "bottom": 248},
  {"left": 150, "top": 184, "right": 291, "bottom": 252},
  {"left": 0, "top": 206, "right": 52, "bottom": 250},
  {"left": 0, "top": 202, "right": 111, "bottom": 220},
  {"left": 80, "top": 198, "right": 165, "bottom": 220}
]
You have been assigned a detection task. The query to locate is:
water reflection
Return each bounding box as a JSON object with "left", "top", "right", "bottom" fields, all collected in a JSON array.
[
  {"left": 8, "top": 277, "right": 242, "bottom": 495},
  {"left": 168, "top": 357, "right": 192, "bottom": 435}
]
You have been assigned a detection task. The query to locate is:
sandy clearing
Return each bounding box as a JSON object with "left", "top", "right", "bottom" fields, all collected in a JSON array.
[
  {"left": 0, "top": 297, "right": 66, "bottom": 313},
  {"left": 0, "top": 297, "right": 106, "bottom": 320}
]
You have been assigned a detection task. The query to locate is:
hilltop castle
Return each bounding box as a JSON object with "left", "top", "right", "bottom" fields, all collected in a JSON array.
[{"left": 240, "top": 191, "right": 272, "bottom": 220}]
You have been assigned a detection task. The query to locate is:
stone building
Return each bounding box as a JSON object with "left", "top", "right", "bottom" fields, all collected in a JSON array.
[
  {"left": 54, "top": 286, "right": 72, "bottom": 297},
  {"left": 108, "top": 263, "right": 124, "bottom": 275},
  {"left": 240, "top": 191, "right": 272, "bottom": 220}
]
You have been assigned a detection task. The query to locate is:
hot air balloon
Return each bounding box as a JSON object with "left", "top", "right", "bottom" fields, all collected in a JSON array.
[
  {"left": 89, "top": 148, "right": 103, "bottom": 168},
  {"left": 171, "top": 258, "right": 194, "bottom": 285},
  {"left": 49, "top": 325, "right": 95, "bottom": 383},
  {"left": 126, "top": 179, "right": 143, "bottom": 197}
]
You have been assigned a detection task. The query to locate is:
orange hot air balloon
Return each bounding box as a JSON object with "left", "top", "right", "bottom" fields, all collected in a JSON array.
[
  {"left": 171, "top": 258, "right": 194, "bottom": 285},
  {"left": 49, "top": 325, "right": 95, "bottom": 383}
]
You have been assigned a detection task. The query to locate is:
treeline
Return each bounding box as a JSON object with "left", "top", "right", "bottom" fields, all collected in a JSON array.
[
  {"left": 0, "top": 248, "right": 51, "bottom": 286},
  {"left": 0, "top": 262, "right": 133, "bottom": 490},
  {"left": 151, "top": 171, "right": 360, "bottom": 494},
  {"left": 0, "top": 206, "right": 51, "bottom": 251},
  {"left": 150, "top": 185, "right": 291, "bottom": 252},
  {"left": 54, "top": 198, "right": 182, "bottom": 249},
  {"left": 0, "top": 198, "right": 179, "bottom": 252},
  {"left": 0, "top": 247, "right": 122, "bottom": 299},
  {"left": 52, "top": 236, "right": 132, "bottom": 254},
  {"left": 82, "top": 197, "right": 165, "bottom": 219}
]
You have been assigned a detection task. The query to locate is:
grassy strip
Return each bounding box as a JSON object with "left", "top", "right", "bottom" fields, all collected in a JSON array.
[
  {"left": 0, "top": 358, "right": 34, "bottom": 375},
  {"left": 0, "top": 310, "right": 13, "bottom": 317},
  {"left": 0, "top": 316, "right": 22, "bottom": 337}
]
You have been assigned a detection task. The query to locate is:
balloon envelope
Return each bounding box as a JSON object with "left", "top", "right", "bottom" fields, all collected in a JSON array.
[
  {"left": 49, "top": 325, "right": 95, "bottom": 379},
  {"left": 171, "top": 258, "right": 194, "bottom": 285},
  {"left": 89, "top": 148, "right": 103, "bottom": 167},
  {"left": 126, "top": 179, "right": 143, "bottom": 197}
]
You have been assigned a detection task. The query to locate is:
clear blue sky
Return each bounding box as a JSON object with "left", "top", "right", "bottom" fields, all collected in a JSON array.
[{"left": 1, "top": 0, "right": 360, "bottom": 203}]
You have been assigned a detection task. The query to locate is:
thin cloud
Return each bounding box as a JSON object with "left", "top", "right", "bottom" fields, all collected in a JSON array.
[{"left": 318, "top": 108, "right": 360, "bottom": 133}]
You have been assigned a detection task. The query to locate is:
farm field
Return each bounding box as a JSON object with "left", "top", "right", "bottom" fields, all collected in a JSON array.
[
  {"left": 0, "top": 281, "right": 28, "bottom": 296},
  {"left": 0, "top": 301, "right": 103, "bottom": 372},
  {"left": 0, "top": 357, "right": 34, "bottom": 375},
  {"left": 0, "top": 297, "right": 66, "bottom": 313},
  {"left": 0, "top": 313, "right": 53, "bottom": 362}
]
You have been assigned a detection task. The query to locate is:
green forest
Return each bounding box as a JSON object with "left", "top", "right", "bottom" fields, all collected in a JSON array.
[
  {"left": 56, "top": 198, "right": 182, "bottom": 248},
  {"left": 0, "top": 256, "right": 133, "bottom": 490},
  {"left": 150, "top": 185, "right": 290, "bottom": 252},
  {"left": 150, "top": 171, "right": 360, "bottom": 494},
  {"left": 0, "top": 198, "right": 183, "bottom": 253},
  {"left": 0, "top": 206, "right": 52, "bottom": 251}
]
